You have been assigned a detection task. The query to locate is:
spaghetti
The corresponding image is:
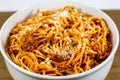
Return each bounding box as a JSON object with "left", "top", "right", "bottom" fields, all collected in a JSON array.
[{"left": 6, "top": 6, "right": 112, "bottom": 76}]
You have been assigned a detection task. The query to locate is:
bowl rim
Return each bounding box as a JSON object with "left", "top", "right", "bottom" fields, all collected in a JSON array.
[{"left": 0, "top": 1, "right": 119, "bottom": 80}]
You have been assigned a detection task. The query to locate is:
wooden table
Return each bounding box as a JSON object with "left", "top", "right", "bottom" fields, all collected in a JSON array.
[{"left": 0, "top": 11, "right": 120, "bottom": 80}]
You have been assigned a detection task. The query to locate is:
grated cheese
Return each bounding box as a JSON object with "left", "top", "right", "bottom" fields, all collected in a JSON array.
[{"left": 59, "top": 11, "right": 69, "bottom": 17}]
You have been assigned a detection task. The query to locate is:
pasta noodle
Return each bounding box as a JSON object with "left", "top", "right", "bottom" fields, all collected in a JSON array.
[{"left": 6, "top": 6, "right": 112, "bottom": 76}]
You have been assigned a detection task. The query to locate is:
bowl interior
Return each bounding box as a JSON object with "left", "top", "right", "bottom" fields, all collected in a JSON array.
[{"left": 0, "top": 0, "right": 119, "bottom": 80}]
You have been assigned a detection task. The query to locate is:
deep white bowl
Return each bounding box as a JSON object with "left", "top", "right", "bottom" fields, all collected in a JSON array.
[{"left": 0, "top": 0, "right": 119, "bottom": 80}]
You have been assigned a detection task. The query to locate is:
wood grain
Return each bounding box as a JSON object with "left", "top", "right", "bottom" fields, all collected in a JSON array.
[{"left": 0, "top": 10, "right": 120, "bottom": 80}]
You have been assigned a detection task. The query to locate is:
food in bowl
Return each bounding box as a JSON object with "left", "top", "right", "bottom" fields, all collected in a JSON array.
[{"left": 6, "top": 6, "right": 112, "bottom": 76}]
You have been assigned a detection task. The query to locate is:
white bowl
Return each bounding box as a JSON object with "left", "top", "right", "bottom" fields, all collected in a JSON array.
[{"left": 0, "top": 0, "right": 119, "bottom": 80}]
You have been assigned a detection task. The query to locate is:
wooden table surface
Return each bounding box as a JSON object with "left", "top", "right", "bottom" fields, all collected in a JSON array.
[{"left": 0, "top": 10, "right": 120, "bottom": 80}]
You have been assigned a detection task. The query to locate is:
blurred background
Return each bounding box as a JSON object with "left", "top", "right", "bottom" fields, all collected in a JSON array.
[{"left": 0, "top": 0, "right": 120, "bottom": 80}]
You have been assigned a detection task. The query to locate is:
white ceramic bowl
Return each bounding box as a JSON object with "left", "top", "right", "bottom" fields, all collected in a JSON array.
[{"left": 0, "top": 0, "right": 119, "bottom": 80}]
